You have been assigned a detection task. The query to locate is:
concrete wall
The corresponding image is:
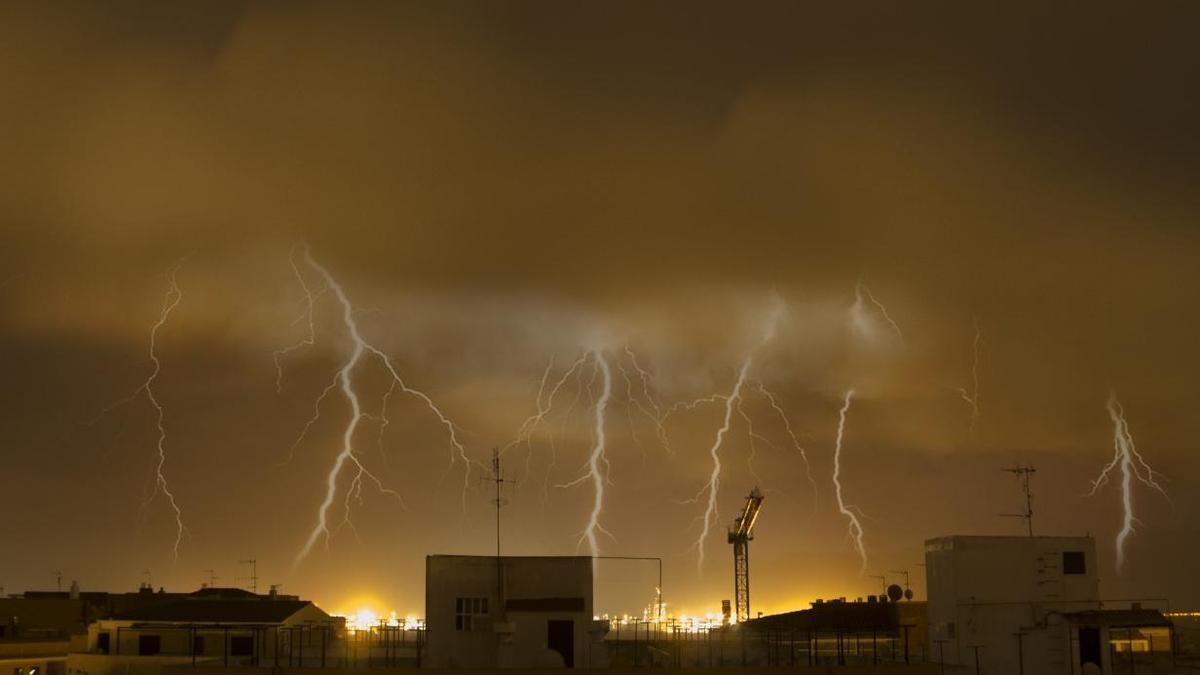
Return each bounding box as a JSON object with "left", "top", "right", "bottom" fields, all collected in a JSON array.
[
  {"left": 925, "top": 535, "right": 1099, "bottom": 675},
  {"left": 424, "top": 556, "right": 595, "bottom": 669}
]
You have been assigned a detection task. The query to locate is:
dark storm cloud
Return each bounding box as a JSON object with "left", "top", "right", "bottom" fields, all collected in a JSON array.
[{"left": 1, "top": 2, "right": 1198, "bottom": 614}]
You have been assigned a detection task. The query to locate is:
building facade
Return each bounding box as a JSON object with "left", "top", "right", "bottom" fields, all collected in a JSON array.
[
  {"left": 424, "top": 555, "right": 605, "bottom": 669},
  {"left": 68, "top": 588, "right": 341, "bottom": 675},
  {"left": 926, "top": 535, "right": 1173, "bottom": 674}
]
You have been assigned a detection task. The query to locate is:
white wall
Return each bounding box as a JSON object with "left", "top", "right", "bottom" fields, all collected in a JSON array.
[
  {"left": 424, "top": 556, "right": 595, "bottom": 669},
  {"left": 925, "top": 535, "right": 1099, "bottom": 675}
]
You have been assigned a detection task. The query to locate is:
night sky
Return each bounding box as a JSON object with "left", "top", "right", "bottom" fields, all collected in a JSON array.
[{"left": 2, "top": 2, "right": 1198, "bottom": 619}]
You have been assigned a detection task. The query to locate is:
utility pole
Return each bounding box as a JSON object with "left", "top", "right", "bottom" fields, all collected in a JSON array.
[
  {"left": 1000, "top": 464, "right": 1036, "bottom": 536},
  {"left": 202, "top": 570, "right": 218, "bottom": 588},
  {"left": 237, "top": 559, "right": 257, "bottom": 594},
  {"left": 54, "top": 571, "right": 63, "bottom": 592}
]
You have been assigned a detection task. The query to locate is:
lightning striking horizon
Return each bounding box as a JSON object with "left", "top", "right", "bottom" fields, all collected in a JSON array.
[
  {"left": 832, "top": 389, "right": 868, "bottom": 575},
  {"left": 1088, "top": 391, "right": 1168, "bottom": 574},
  {"left": 277, "top": 245, "right": 476, "bottom": 568}
]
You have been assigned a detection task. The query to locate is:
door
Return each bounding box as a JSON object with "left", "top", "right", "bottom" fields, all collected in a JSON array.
[
  {"left": 547, "top": 620, "right": 575, "bottom": 668},
  {"left": 1079, "top": 627, "right": 1102, "bottom": 670}
]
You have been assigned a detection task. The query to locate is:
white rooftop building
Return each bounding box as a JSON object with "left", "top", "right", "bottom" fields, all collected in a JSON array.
[
  {"left": 926, "top": 535, "right": 1173, "bottom": 674},
  {"left": 424, "top": 555, "right": 607, "bottom": 669}
]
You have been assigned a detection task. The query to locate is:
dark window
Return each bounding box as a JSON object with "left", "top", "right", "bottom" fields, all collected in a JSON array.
[
  {"left": 97, "top": 632, "right": 110, "bottom": 654},
  {"left": 1063, "top": 551, "right": 1087, "bottom": 575},
  {"left": 0, "top": 626, "right": 6, "bottom": 638},
  {"left": 137, "top": 635, "right": 161, "bottom": 656},
  {"left": 455, "top": 597, "right": 488, "bottom": 631},
  {"left": 192, "top": 636, "right": 204, "bottom": 655},
  {"left": 230, "top": 636, "right": 253, "bottom": 657}
]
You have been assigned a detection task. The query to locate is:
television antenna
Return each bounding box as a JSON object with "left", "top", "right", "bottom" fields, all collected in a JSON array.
[
  {"left": 1000, "top": 464, "right": 1036, "bottom": 536},
  {"left": 237, "top": 559, "right": 257, "bottom": 594}
]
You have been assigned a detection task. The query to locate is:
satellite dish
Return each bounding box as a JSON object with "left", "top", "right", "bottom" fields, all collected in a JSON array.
[
  {"left": 886, "top": 584, "right": 904, "bottom": 603},
  {"left": 904, "top": 588, "right": 914, "bottom": 601}
]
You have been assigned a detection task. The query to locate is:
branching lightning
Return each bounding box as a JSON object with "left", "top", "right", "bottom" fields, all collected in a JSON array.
[
  {"left": 755, "top": 382, "right": 819, "bottom": 510},
  {"left": 558, "top": 348, "right": 614, "bottom": 556},
  {"left": 502, "top": 344, "right": 673, "bottom": 554},
  {"left": 687, "top": 304, "right": 782, "bottom": 573},
  {"left": 1088, "top": 391, "right": 1168, "bottom": 574},
  {"left": 277, "top": 245, "right": 476, "bottom": 568},
  {"left": 102, "top": 265, "right": 188, "bottom": 563},
  {"left": 832, "top": 389, "right": 868, "bottom": 575}
]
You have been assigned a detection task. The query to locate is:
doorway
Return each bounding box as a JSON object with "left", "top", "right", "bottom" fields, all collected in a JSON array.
[{"left": 547, "top": 620, "right": 575, "bottom": 668}]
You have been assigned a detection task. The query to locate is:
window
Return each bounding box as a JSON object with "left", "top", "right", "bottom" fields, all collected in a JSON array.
[
  {"left": 192, "top": 636, "right": 204, "bottom": 655},
  {"left": 97, "top": 632, "right": 110, "bottom": 654},
  {"left": 455, "top": 597, "right": 489, "bottom": 631},
  {"left": 1063, "top": 551, "right": 1087, "bottom": 575},
  {"left": 137, "top": 635, "right": 161, "bottom": 656},
  {"left": 230, "top": 636, "right": 254, "bottom": 657}
]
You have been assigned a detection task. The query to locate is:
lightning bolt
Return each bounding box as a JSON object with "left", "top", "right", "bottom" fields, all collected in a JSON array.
[
  {"left": 620, "top": 345, "right": 672, "bottom": 453},
  {"left": 548, "top": 349, "right": 616, "bottom": 556},
  {"left": 1088, "top": 391, "right": 1168, "bottom": 574},
  {"left": 832, "top": 389, "right": 868, "bottom": 575},
  {"left": 952, "top": 317, "right": 982, "bottom": 433},
  {"left": 688, "top": 303, "right": 782, "bottom": 573},
  {"left": 102, "top": 265, "right": 187, "bottom": 562},
  {"left": 505, "top": 344, "right": 673, "bottom": 550},
  {"left": 278, "top": 245, "right": 475, "bottom": 568},
  {"left": 850, "top": 280, "right": 904, "bottom": 342},
  {"left": 754, "top": 382, "right": 819, "bottom": 511}
]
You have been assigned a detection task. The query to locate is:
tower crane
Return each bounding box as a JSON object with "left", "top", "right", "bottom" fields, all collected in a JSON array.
[{"left": 727, "top": 487, "right": 764, "bottom": 623}]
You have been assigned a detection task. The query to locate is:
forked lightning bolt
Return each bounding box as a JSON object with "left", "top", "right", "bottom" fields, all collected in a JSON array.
[
  {"left": 1088, "top": 392, "right": 1168, "bottom": 574},
  {"left": 103, "top": 265, "right": 188, "bottom": 562},
  {"left": 505, "top": 346, "right": 670, "bottom": 554},
  {"left": 277, "top": 245, "right": 475, "bottom": 567},
  {"left": 687, "top": 303, "right": 783, "bottom": 572},
  {"left": 689, "top": 357, "right": 752, "bottom": 573},
  {"left": 833, "top": 389, "right": 868, "bottom": 575},
  {"left": 560, "top": 348, "right": 613, "bottom": 556}
]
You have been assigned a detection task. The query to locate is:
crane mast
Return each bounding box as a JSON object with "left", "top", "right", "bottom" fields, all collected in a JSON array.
[{"left": 727, "top": 487, "right": 764, "bottom": 623}]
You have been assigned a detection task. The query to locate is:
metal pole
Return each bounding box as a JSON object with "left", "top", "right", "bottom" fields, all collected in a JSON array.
[
  {"left": 903, "top": 625, "right": 911, "bottom": 664},
  {"left": 1014, "top": 632, "right": 1025, "bottom": 675}
]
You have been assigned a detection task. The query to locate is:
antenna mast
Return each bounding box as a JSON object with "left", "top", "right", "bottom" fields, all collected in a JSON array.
[
  {"left": 237, "top": 559, "right": 258, "bottom": 594},
  {"left": 1000, "top": 464, "right": 1036, "bottom": 536},
  {"left": 487, "top": 449, "right": 509, "bottom": 614}
]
